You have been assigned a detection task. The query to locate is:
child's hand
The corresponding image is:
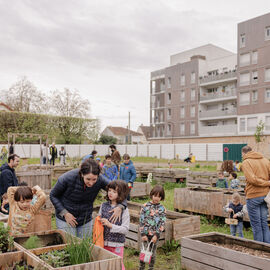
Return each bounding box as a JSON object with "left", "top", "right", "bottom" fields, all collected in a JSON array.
[
  {"left": 1, "top": 204, "right": 8, "bottom": 213},
  {"left": 233, "top": 214, "right": 238, "bottom": 219},
  {"left": 228, "top": 208, "right": 233, "bottom": 213},
  {"left": 32, "top": 185, "right": 41, "bottom": 194},
  {"left": 151, "top": 235, "right": 157, "bottom": 244},
  {"left": 141, "top": 236, "right": 148, "bottom": 242},
  {"left": 101, "top": 218, "right": 112, "bottom": 228}
]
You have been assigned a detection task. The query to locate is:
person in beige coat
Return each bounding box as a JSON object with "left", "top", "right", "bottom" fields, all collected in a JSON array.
[{"left": 241, "top": 146, "right": 270, "bottom": 243}]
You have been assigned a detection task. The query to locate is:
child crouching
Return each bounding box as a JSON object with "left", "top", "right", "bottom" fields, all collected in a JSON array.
[
  {"left": 224, "top": 192, "right": 244, "bottom": 237},
  {"left": 139, "top": 185, "right": 166, "bottom": 270},
  {"left": 7, "top": 185, "right": 46, "bottom": 235},
  {"left": 99, "top": 180, "right": 130, "bottom": 270}
]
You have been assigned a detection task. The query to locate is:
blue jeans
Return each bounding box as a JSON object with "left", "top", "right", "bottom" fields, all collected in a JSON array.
[
  {"left": 230, "top": 221, "right": 243, "bottom": 237},
  {"left": 246, "top": 196, "right": 270, "bottom": 243},
  {"left": 56, "top": 217, "right": 93, "bottom": 239}
]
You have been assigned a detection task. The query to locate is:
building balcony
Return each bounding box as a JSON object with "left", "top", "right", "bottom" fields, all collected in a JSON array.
[
  {"left": 200, "top": 89, "right": 237, "bottom": 103},
  {"left": 200, "top": 70, "right": 237, "bottom": 86},
  {"left": 199, "top": 108, "right": 237, "bottom": 119},
  {"left": 200, "top": 124, "right": 237, "bottom": 135}
]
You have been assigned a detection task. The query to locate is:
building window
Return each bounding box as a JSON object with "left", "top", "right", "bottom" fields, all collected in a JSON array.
[
  {"left": 190, "top": 105, "right": 195, "bottom": 117},
  {"left": 239, "top": 92, "right": 250, "bottom": 106},
  {"left": 167, "top": 124, "right": 172, "bottom": 135},
  {"left": 252, "top": 71, "right": 258, "bottom": 84},
  {"left": 180, "top": 106, "right": 185, "bottom": 118},
  {"left": 265, "top": 116, "right": 270, "bottom": 130},
  {"left": 191, "top": 72, "right": 196, "bottom": 84},
  {"left": 190, "top": 122, "right": 195, "bottom": 134},
  {"left": 191, "top": 88, "right": 196, "bottom": 101},
  {"left": 251, "top": 90, "right": 258, "bottom": 104},
  {"left": 240, "top": 53, "right": 250, "bottom": 67},
  {"left": 240, "top": 34, "right": 245, "bottom": 48},
  {"left": 247, "top": 117, "right": 257, "bottom": 132},
  {"left": 252, "top": 51, "right": 258, "bottom": 64},
  {"left": 167, "top": 77, "right": 171, "bottom": 88},
  {"left": 265, "top": 89, "right": 270, "bottom": 103},
  {"left": 167, "top": 108, "right": 171, "bottom": 119},
  {"left": 240, "top": 118, "right": 246, "bottom": 132},
  {"left": 239, "top": 72, "right": 250, "bottom": 86},
  {"left": 180, "top": 123, "right": 185, "bottom": 135},
  {"left": 181, "top": 74, "right": 185, "bottom": 86},
  {"left": 151, "top": 81, "right": 156, "bottom": 92},
  {"left": 265, "top": 26, "right": 270, "bottom": 40},
  {"left": 180, "top": 90, "right": 185, "bottom": 101},
  {"left": 265, "top": 68, "right": 270, "bottom": 82},
  {"left": 167, "top": 93, "right": 171, "bottom": 104}
]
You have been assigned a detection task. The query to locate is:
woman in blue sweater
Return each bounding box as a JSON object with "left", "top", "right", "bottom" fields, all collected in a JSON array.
[{"left": 50, "top": 159, "right": 126, "bottom": 238}]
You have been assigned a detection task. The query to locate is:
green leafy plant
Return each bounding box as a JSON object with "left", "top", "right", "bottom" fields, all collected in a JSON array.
[
  {"left": 39, "top": 249, "right": 70, "bottom": 268},
  {"left": 195, "top": 164, "right": 200, "bottom": 168},
  {"left": 254, "top": 120, "right": 265, "bottom": 143},
  {"left": 23, "top": 235, "right": 42, "bottom": 250},
  {"left": 65, "top": 236, "right": 95, "bottom": 265},
  {"left": 0, "top": 222, "right": 14, "bottom": 253},
  {"left": 161, "top": 240, "right": 180, "bottom": 253}
]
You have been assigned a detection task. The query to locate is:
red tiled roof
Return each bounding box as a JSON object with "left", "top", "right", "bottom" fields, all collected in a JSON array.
[{"left": 0, "top": 102, "right": 13, "bottom": 111}]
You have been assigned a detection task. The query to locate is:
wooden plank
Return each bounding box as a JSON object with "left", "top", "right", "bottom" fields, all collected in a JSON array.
[
  {"left": 181, "top": 257, "right": 220, "bottom": 270},
  {"left": 181, "top": 233, "right": 270, "bottom": 269},
  {"left": 182, "top": 247, "right": 259, "bottom": 270}
]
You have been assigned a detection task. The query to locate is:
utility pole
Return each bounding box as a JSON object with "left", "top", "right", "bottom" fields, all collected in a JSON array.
[{"left": 128, "top": 111, "right": 131, "bottom": 144}]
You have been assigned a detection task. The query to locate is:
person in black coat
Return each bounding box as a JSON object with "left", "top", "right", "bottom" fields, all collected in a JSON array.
[
  {"left": 50, "top": 159, "right": 126, "bottom": 238},
  {"left": 0, "top": 154, "right": 20, "bottom": 198},
  {"left": 9, "top": 143, "right": 14, "bottom": 156}
]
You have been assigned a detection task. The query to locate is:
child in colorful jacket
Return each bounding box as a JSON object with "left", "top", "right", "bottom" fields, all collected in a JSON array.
[
  {"left": 139, "top": 185, "right": 166, "bottom": 270},
  {"left": 102, "top": 155, "right": 118, "bottom": 181}
]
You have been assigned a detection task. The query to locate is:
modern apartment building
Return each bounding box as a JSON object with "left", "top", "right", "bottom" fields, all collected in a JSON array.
[
  {"left": 150, "top": 12, "right": 270, "bottom": 140},
  {"left": 237, "top": 13, "right": 270, "bottom": 135}
]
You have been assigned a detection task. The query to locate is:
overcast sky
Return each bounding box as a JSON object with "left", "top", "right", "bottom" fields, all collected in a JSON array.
[{"left": 0, "top": 0, "right": 270, "bottom": 131}]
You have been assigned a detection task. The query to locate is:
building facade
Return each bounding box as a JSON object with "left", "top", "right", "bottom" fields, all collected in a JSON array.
[{"left": 150, "top": 13, "right": 270, "bottom": 140}]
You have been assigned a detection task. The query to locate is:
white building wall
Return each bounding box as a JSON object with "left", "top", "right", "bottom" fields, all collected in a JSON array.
[
  {"left": 149, "top": 144, "right": 161, "bottom": 159},
  {"left": 175, "top": 144, "right": 190, "bottom": 160}
]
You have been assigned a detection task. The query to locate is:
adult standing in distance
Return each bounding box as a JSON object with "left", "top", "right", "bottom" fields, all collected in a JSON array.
[
  {"left": 109, "top": 145, "right": 121, "bottom": 171},
  {"left": 241, "top": 146, "right": 270, "bottom": 243},
  {"left": 9, "top": 142, "right": 14, "bottom": 156},
  {"left": 0, "top": 154, "right": 20, "bottom": 200},
  {"left": 50, "top": 143, "right": 58, "bottom": 166}
]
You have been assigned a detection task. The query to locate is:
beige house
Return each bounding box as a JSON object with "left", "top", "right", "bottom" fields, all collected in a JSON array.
[
  {"left": 101, "top": 126, "right": 143, "bottom": 144},
  {"left": 137, "top": 125, "right": 150, "bottom": 144}
]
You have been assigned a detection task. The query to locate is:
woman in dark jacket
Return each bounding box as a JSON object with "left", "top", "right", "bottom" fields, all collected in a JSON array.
[{"left": 50, "top": 159, "right": 125, "bottom": 238}]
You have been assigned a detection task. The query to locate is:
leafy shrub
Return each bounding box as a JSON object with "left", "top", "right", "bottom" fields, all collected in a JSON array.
[
  {"left": 0, "top": 222, "right": 14, "bottom": 253},
  {"left": 23, "top": 235, "right": 42, "bottom": 250}
]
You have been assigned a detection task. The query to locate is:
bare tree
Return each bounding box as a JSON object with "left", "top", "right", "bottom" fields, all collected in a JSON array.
[
  {"left": 2, "top": 76, "right": 48, "bottom": 113},
  {"left": 51, "top": 88, "right": 90, "bottom": 118}
]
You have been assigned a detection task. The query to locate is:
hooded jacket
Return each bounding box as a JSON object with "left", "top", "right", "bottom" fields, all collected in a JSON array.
[
  {"left": 0, "top": 163, "right": 18, "bottom": 196},
  {"left": 119, "top": 160, "right": 136, "bottom": 184},
  {"left": 242, "top": 151, "right": 270, "bottom": 199}
]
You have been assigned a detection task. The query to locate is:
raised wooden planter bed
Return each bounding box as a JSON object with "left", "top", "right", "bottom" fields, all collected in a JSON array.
[
  {"left": 181, "top": 232, "right": 270, "bottom": 270},
  {"left": 186, "top": 171, "right": 218, "bottom": 188},
  {"left": 130, "top": 182, "right": 151, "bottom": 198},
  {"left": 14, "top": 230, "right": 66, "bottom": 249},
  {"left": 16, "top": 170, "right": 52, "bottom": 190},
  {"left": 30, "top": 243, "right": 122, "bottom": 269},
  {"left": 174, "top": 188, "right": 270, "bottom": 221},
  {"left": 153, "top": 168, "right": 187, "bottom": 183},
  {"left": 0, "top": 250, "right": 48, "bottom": 270},
  {"left": 93, "top": 201, "right": 200, "bottom": 250},
  {"left": 135, "top": 165, "right": 154, "bottom": 179},
  {"left": 53, "top": 167, "right": 73, "bottom": 178},
  {"left": 174, "top": 187, "right": 224, "bottom": 217}
]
